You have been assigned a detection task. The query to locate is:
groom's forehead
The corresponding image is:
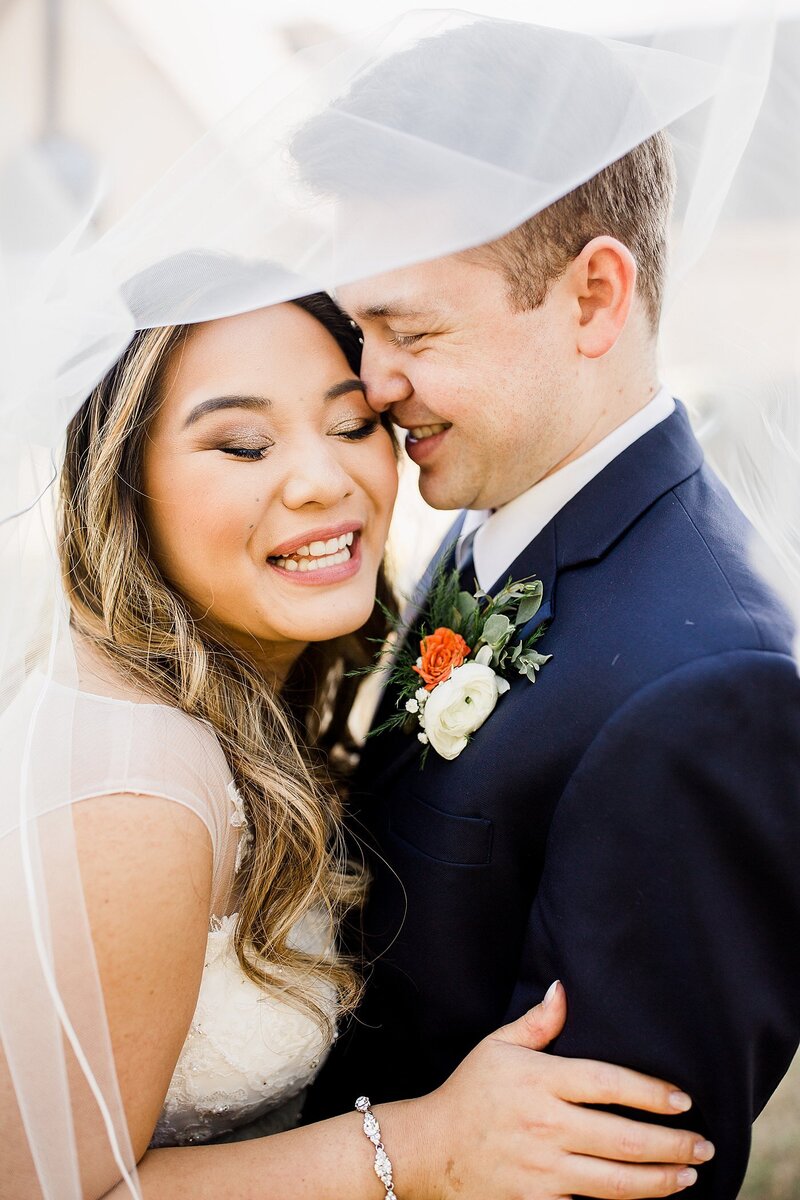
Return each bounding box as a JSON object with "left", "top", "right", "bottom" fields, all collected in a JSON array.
[{"left": 336, "top": 261, "right": 467, "bottom": 322}]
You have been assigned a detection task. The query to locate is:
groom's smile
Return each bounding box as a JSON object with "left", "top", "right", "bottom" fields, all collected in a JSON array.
[{"left": 401, "top": 420, "right": 453, "bottom": 464}]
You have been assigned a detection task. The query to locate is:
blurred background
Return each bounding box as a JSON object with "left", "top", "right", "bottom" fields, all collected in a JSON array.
[{"left": 1, "top": 2, "right": 797, "bottom": 1192}]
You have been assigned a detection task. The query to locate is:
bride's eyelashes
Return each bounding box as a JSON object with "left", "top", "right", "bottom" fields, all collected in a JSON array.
[
  {"left": 221, "top": 445, "right": 271, "bottom": 460},
  {"left": 218, "top": 418, "right": 380, "bottom": 460},
  {"left": 333, "top": 418, "right": 382, "bottom": 441}
]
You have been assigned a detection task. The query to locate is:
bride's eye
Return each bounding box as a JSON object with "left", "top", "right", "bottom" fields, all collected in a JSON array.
[
  {"left": 388, "top": 331, "right": 424, "bottom": 348},
  {"left": 334, "top": 419, "right": 381, "bottom": 441},
  {"left": 220, "top": 445, "right": 271, "bottom": 460}
]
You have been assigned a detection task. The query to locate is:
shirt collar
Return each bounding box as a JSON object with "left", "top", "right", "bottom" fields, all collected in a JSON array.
[{"left": 464, "top": 387, "right": 675, "bottom": 591}]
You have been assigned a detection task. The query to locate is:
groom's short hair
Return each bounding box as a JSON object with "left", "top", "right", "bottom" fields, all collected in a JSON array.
[
  {"left": 293, "top": 20, "right": 676, "bottom": 330},
  {"left": 479, "top": 133, "right": 675, "bottom": 328}
]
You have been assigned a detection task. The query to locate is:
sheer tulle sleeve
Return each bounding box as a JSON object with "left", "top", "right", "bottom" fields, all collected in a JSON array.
[
  {"left": 71, "top": 687, "right": 240, "bottom": 914},
  {"left": 1, "top": 672, "right": 241, "bottom": 913},
  {"left": 0, "top": 671, "right": 240, "bottom": 1199}
]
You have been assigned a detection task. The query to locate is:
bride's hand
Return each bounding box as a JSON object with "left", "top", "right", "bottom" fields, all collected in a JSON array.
[{"left": 404, "top": 982, "right": 713, "bottom": 1199}]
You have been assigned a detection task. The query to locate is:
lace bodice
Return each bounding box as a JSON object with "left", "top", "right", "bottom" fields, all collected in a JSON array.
[
  {"left": 148, "top": 774, "right": 338, "bottom": 1147},
  {"left": 151, "top": 901, "right": 336, "bottom": 1147}
]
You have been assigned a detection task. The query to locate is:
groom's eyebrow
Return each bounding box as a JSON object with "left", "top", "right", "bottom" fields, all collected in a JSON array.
[{"left": 355, "top": 302, "right": 431, "bottom": 322}]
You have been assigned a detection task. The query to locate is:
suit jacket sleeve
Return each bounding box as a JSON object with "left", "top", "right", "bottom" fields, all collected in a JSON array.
[{"left": 506, "top": 648, "right": 800, "bottom": 1198}]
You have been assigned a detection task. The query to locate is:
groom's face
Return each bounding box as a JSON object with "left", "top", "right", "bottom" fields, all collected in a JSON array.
[{"left": 337, "top": 254, "right": 576, "bottom": 510}]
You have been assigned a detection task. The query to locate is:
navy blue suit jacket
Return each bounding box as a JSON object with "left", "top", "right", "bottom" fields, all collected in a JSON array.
[{"left": 308, "top": 402, "right": 800, "bottom": 1197}]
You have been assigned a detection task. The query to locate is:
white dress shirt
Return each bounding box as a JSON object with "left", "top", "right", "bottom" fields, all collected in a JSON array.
[{"left": 458, "top": 387, "right": 675, "bottom": 590}]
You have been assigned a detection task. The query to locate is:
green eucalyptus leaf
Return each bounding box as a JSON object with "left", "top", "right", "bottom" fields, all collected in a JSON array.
[
  {"left": 456, "top": 591, "right": 479, "bottom": 621},
  {"left": 483, "top": 613, "right": 513, "bottom": 647},
  {"left": 515, "top": 590, "right": 543, "bottom": 626},
  {"left": 526, "top": 649, "right": 552, "bottom": 667}
]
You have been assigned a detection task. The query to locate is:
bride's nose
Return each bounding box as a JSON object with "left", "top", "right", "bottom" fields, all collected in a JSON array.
[{"left": 280, "top": 441, "right": 355, "bottom": 510}]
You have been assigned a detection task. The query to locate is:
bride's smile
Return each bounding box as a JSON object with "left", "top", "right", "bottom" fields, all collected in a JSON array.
[
  {"left": 267, "top": 522, "right": 361, "bottom": 582},
  {"left": 141, "top": 301, "right": 397, "bottom": 670}
]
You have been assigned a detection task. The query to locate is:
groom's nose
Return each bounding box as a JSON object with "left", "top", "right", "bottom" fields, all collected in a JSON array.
[{"left": 360, "top": 341, "right": 414, "bottom": 413}]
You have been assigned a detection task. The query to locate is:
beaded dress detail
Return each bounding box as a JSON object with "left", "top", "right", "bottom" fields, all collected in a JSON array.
[{"left": 150, "top": 783, "right": 336, "bottom": 1147}]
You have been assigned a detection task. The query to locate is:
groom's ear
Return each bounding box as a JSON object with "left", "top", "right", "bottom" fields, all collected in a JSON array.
[{"left": 570, "top": 236, "right": 637, "bottom": 359}]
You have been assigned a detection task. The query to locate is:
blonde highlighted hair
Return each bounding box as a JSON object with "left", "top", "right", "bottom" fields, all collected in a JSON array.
[{"left": 60, "top": 301, "right": 386, "bottom": 1029}]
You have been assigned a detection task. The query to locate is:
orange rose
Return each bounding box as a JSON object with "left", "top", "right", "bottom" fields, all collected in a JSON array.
[{"left": 413, "top": 626, "right": 471, "bottom": 692}]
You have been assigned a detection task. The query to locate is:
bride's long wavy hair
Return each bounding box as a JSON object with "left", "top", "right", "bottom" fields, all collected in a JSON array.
[{"left": 59, "top": 294, "right": 391, "bottom": 1030}]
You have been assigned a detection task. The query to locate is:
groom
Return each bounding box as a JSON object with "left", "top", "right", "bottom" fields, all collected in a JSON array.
[{"left": 300, "top": 21, "right": 800, "bottom": 1197}]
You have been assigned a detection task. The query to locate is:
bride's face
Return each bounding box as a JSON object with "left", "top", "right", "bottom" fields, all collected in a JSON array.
[{"left": 141, "top": 303, "right": 398, "bottom": 675}]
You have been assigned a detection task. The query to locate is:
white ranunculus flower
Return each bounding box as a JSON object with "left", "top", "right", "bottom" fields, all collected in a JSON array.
[{"left": 422, "top": 662, "right": 502, "bottom": 760}]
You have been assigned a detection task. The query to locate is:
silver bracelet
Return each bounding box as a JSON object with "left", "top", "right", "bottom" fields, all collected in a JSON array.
[{"left": 355, "top": 1095, "right": 397, "bottom": 1199}]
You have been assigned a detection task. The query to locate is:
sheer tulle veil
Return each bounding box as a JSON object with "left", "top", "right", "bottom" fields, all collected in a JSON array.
[{"left": 0, "top": 6, "right": 795, "bottom": 1196}]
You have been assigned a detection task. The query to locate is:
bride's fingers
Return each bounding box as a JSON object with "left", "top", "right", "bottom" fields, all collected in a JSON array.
[
  {"left": 562, "top": 1104, "right": 714, "bottom": 1166},
  {"left": 562, "top": 1155, "right": 700, "bottom": 1199},
  {"left": 491, "top": 979, "right": 567, "bottom": 1051},
  {"left": 555, "top": 1057, "right": 694, "bottom": 1115}
]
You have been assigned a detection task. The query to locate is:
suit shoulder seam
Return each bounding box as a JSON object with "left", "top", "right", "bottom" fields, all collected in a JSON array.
[{"left": 671, "top": 487, "right": 765, "bottom": 649}]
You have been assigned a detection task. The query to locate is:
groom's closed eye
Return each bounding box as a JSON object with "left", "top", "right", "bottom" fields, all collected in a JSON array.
[{"left": 388, "top": 331, "right": 425, "bottom": 348}]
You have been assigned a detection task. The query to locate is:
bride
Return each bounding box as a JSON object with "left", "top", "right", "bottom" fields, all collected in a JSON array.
[{"left": 0, "top": 290, "right": 713, "bottom": 1199}]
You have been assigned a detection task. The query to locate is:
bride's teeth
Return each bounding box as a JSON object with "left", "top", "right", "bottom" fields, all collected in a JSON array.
[{"left": 272, "top": 535, "right": 355, "bottom": 572}]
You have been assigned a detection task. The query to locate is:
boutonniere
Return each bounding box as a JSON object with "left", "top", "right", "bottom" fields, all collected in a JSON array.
[{"left": 368, "top": 562, "right": 552, "bottom": 763}]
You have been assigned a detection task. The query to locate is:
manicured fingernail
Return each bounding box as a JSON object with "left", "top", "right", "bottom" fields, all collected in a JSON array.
[
  {"left": 670, "top": 1090, "right": 692, "bottom": 1111},
  {"left": 677, "top": 1167, "right": 697, "bottom": 1188},
  {"left": 693, "top": 1140, "right": 715, "bottom": 1162},
  {"left": 543, "top": 980, "right": 560, "bottom": 1007}
]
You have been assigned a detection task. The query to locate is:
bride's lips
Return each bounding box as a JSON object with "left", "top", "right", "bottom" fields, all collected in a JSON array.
[
  {"left": 402, "top": 421, "right": 452, "bottom": 465},
  {"left": 266, "top": 521, "right": 363, "bottom": 587}
]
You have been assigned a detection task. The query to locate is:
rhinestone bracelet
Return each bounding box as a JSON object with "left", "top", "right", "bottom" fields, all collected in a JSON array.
[{"left": 355, "top": 1095, "right": 397, "bottom": 1199}]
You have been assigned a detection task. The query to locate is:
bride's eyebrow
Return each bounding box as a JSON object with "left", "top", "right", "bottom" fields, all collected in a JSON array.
[
  {"left": 183, "top": 380, "right": 365, "bottom": 428},
  {"left": 325, "top": 379, "right": 366, "bottom": 401},
  {"left": 183, "top": 395, "right": 270, "bottom": 428}
]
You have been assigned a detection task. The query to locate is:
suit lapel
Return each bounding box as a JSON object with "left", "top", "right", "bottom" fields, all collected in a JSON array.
[{"left": 484, "top": 400, "right": 704, "bottom": 614}]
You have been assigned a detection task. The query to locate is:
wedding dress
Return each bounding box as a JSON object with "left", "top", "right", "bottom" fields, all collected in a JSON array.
[
  {"left": 148, "top": 773, "right": 336, "bottom": 1148},
  {"left": 0, "top": 637, "right": 337, "bottom": 1152}
]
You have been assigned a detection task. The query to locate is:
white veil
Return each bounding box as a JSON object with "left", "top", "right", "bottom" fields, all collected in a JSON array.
[{"left": 0, "top": 7, "right": 793, "bottom": 1197}]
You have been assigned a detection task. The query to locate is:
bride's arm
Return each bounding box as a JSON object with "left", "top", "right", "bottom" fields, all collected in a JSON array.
[
  {"left": 72, "top": 794, "right": 709, "bottom": 1200},
  {"left": 117, "top": 1055, "right": 709, "bottom": 1200}
]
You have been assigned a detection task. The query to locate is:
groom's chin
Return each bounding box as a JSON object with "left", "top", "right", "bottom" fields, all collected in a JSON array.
[
  {"left": 417, "top": 469, "right": 481, "bottom": 513},
  {"left": 417, "top": 471, "right": 461, "bottom": 511}
]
